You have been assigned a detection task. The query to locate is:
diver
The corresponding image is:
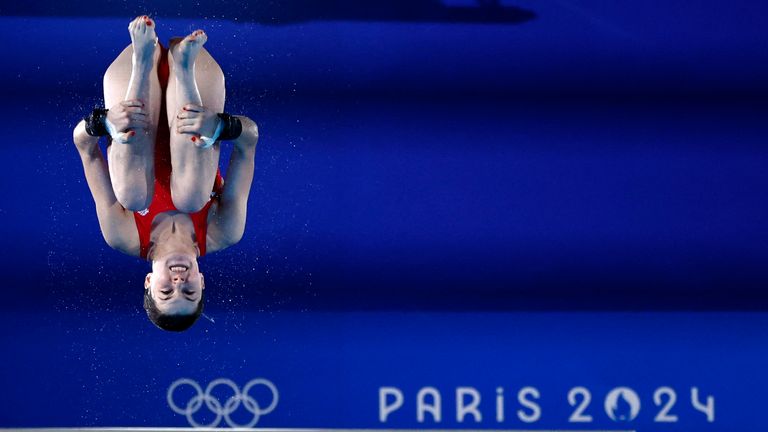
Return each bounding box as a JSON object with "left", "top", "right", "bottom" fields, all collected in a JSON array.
[{"left": 72, "top": 16, "right": 259, "bottom": 331}]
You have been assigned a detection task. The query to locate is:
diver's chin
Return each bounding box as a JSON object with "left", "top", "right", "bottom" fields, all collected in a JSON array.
[{"left": 156, "top": 252, "right": 195, "bottom": 269}]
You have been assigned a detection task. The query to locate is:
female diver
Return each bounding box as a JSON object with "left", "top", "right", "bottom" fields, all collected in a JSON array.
[{"left": 72, "top": 16, "right": 259, "bottom": 331}]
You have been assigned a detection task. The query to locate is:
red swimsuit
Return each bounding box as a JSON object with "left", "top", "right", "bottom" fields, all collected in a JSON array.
[{"left": 132, "top": 46, "right": 224, "bottom": 260}]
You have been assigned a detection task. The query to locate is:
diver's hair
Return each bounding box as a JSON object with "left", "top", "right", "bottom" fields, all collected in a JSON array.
[{"left": 143, "top": 288, "right": 204, "bottom": 332}]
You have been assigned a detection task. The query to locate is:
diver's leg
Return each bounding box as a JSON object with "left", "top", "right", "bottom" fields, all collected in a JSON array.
[
  {"left": 166, "top": 30, "right": 226, "bottom": 213},
  {"left": 103, "top": 15, "right": 162, "bottom": 211}
]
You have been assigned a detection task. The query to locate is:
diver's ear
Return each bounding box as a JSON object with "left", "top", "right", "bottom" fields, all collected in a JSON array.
[
  {"left": 200, "top": 273, "right": 205, "bottom": 290},
  {"left": 144, "top": 273, "right": 152, "bottom": 290}
]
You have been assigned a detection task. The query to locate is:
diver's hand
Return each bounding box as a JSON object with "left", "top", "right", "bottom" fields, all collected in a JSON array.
[
  {"left": 106, "top": 100, "right": 150, "bottom": 143},
  {"left": 175, "top": 103, "right": 220, "bottom": 147}
]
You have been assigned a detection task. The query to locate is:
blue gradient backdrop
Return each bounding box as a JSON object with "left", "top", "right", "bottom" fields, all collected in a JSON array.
[{"left": 1, "top": 0, "right": 767, "bottom": 430}]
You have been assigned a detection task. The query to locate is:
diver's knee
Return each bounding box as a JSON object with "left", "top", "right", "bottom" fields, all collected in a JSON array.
[
  {"left": 115, "top": 188, "right": 152, "bottom": 212},
  {"left": 170, "top": 183, "right": 208, "bottom": 213}
]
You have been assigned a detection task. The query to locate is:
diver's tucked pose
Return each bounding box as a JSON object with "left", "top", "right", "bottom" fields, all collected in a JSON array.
[{"left": 72, "top": 16, "right": 259, "bottom": 331}]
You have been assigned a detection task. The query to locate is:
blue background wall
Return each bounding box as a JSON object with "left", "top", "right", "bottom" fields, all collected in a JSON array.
[{"left": 1, "top": 0, "right": 767, "bottom": 430}]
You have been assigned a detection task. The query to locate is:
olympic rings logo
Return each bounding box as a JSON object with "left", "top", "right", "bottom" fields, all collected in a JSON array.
[{"left": 167, "top": 378, "right": 279, "bottom": 428}]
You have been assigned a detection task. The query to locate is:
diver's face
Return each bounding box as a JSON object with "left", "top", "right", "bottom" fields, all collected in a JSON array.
[{"left": 145, "top": 254, "right": 204, "bottom": 315}]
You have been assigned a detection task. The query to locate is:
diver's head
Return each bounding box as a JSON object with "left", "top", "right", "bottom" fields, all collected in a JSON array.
[{"left": 143, "top": 252, "right": 205, "bottom": 331}]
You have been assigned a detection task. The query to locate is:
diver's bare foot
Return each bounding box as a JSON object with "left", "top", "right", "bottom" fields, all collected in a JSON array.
[
  {"left": 128, "top": 15, "right": 158, "bottom": 66},
  {"left": 170, "top": 30, "right": 207, "bottom": 70}
]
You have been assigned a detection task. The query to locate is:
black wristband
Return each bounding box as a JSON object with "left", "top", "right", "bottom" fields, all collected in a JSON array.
[
  {"left": 217, "top": 113, "right": 243, "bottom": 141},
  {"left": 84, "top": 108, "right": 109, "bottom": 137}
]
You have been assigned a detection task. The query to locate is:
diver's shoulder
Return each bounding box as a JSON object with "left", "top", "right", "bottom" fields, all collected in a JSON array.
[{"left": 104, "top": 235, "right": 141, "bottom": 257}]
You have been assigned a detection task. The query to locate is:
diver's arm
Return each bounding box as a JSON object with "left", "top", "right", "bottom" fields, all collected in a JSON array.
[
  {"left": 73, "top": 120, "right": 141, "bottom": 256},
  {"left": 206, "top": 116, "right": 259, "bottom": 252}
]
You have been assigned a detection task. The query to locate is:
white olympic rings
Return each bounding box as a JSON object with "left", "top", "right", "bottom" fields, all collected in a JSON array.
[{"left": 167, "top": 377, "right": 279, "bottom": 428}]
